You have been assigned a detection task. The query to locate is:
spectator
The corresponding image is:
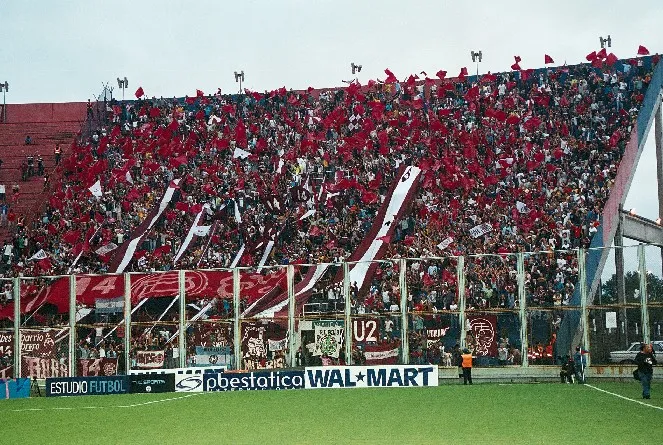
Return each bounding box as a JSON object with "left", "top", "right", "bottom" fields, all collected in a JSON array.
[{"left": 635, "top": 343, "right": 657, "bottom": 399}]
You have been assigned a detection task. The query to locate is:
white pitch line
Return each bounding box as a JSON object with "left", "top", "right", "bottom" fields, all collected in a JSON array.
[
  {"left": 585, "top": 384, "right": 663, "bottom": 411},
  {"left": 9, "top": 392, "right": 202, "bottom": 413}
]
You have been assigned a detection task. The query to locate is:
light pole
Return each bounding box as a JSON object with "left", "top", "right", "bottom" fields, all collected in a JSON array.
[
  {"left": 599, "top": 35, "right": 612, "bottom": 49},
  {"left": 117, "top": 77, "right": 128, "bottom": 100},
  {"left": 0, "top": 81, "right": 8, "bottom": 123},
  {"left": 470, "top": 51, "right": 482, "bottom": 77},
  {"left": 234, "top": 71, "right": 244, "bottom": 94}
]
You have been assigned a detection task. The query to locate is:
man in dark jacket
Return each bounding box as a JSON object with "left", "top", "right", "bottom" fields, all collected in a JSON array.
[{"left": 635, "top": 343, "right": 657, "bottom": 399}]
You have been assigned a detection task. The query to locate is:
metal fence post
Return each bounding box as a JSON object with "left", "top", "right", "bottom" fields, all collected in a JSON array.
[
  {"left": 69, "top": 275, "right": 76, "bottom": 377},
  {"left": 13, "top": 276, "right": 20, "bottom": 377},
  {"left": 233, "top": 268, "right": 241, "bottom": 370},
  {"left": 123, "top": 273, "right": 131, "bottom": 375},
  {"left": 517, "top": 253, "right": 528, "bottom": 367},
  {"left": 343, "top": 262, "right": 352, "bottom": 365},
  {"left": 457, "top": 256, "right": 466, "bottom": 348},
  {"left": 399, "top": 258, "right": 409, "bottom": 364},
  {"left": 638, "top": 244, "right": 650, "bottom": 344},
  {"left": 178, "top": 269, "right": 186, "bottom": 368},
  {"left": 287, "top": 264, "right": 296, "bottom": 367},
  {"left": 578, "top": 248, "right": 590, "bottom": 366}
]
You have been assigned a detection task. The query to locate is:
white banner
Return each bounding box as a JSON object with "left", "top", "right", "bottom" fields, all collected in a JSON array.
[
  {"left": 268, "top": 338, "right": 287, "bottom": 352},
  {"left": 363, "top": 348, "right": 399, "bottom": 362},
  {"left": 305, "top": 365, "right": 439, "bottom": 389},
  {"left": 193, "top": 225, "right": 211, "bottom": 236},
  {"left": 95, "top": 243, "right": 118, "bottom": 256},
  {"left": 437, "top": 237, "right": 453, "bottom": 250},
  {"left": 313, "top": 325, "right": 344, "bottom": 358},
  {"left": 469, "top": 223, "right": 493, "bottom": 238}
]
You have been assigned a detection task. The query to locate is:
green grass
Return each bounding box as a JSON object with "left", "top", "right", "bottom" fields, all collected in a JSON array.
[{"left": 1, "top": 382, "right": 660, "bottom": 444}]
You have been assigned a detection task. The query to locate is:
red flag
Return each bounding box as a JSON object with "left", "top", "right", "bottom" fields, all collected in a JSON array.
[
  {"left": 196, "top": 89, "right": 204, "bottom": 97},
  {"left": 135, "top": 87, "right": 144, "bottom": 98},
  {"left": 514, "top": 55, "right": 522, "bottom": 63},
  {"left": 377, "top": 235, "right": 391, "bottom": 243},
  {"left": 458, "top": 67, "right": 468, "bottom": 78},
  {"left": 585, "top": 51, "right": 597, "bottom": 61},
  {"left": 384, "top": 68, "right": 397, "bottom": 83},
  {"left": 435, "top": 70, "right": 447, "bottom": 80},
  {"left": 544, "top": 54, "right": 554, "bottom": 64},
  {"left": 605, "top": 53, "right": 619, "bottom": 66},
  {"left": 597, "top": 48, "right": 607, "bottom": 59},
  {"left": 37, "top": 258, "right": 52, "bottom": 271},
  {"left": 510, "top": 62, "right": 521, "bottom": 71},
  {"left": 637, "top": 45, "right": 650, "bottom": 56}
]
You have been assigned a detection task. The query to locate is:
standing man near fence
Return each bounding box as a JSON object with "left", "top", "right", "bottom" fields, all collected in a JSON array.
[
  {"left": 574, "top": 346, "right": 587, "bottom": 384},
  {"left": 635, "top": 343, "right": 657, "bottom": 400},
  {"left": 461, "top": 348, "right": 473, "bottom": 385}
]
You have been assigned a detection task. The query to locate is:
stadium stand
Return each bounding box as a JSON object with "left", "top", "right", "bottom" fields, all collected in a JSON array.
[{"left": 0, "top": 53, "right": 661, "bottom": 373}]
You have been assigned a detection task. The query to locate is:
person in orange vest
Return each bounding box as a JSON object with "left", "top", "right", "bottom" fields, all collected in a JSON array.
[{"left": 461, "top": 348, "right": 473, "bottom": 385}]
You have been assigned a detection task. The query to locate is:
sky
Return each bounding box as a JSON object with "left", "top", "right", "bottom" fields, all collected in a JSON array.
[{"left": 1, "top": 0, "right": 663, "bottom": 257}]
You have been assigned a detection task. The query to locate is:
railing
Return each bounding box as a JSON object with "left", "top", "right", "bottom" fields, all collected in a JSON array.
[{"left": 1, "top": 244, "right": 662, "bottom": 380}]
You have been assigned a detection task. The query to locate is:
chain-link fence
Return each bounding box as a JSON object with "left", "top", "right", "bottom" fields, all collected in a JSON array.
[
  {"left": 4, "top": 245, "right": 663, "bottom": 376},
  {"left": 19, "top": 276, "right": 70, "bottom": 379},
  {"left": 74, "top": 273, "right": 125, "bottom": 377}
]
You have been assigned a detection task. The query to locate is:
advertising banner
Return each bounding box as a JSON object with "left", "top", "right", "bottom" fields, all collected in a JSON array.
[
  {"left": 174, "top": 367, "right": 225, "bottom": 392},
  {"left": 203, "top": 370, "right": 305, "bottom": 392},
  {"left": 305, "top": 365, "right": 438, "bottom": 389},
  {"left": 130, "top": 373, "right": 175, "bottom": 393},
  {"left": 46, "top": 376, "right": 129, "bottom": 397}
]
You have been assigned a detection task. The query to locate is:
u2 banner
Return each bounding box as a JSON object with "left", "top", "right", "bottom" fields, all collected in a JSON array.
[
  {"left": 305, "top": 365, "right": 439, "bottom": 389},
  {"left": 130, "top": 373, "right": 175, "bottom": 393},
  {"left": 203, "top": 370, "right": 305, "bottom": 392},
  {"left": 46, "top": 376, "right": 129, "bottom": 397}
]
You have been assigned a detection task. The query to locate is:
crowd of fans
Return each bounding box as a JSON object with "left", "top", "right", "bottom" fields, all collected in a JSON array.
[{"left": 0, "top": 55, "right": 659, "bottom": 330}]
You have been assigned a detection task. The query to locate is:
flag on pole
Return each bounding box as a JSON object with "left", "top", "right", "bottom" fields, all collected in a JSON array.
[
  {"left": 544, "top": 54, "right": 554, "bottom": 64},
  {"left": 28, "top": 249, "right": 48, "bottom": 261},
  {"left": 637, "top": 45, "right": 650, "bottom": 55}
]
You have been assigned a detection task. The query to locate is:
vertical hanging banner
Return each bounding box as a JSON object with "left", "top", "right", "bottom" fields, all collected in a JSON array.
[{"left": 241, "top": 321, "right": 288, "bottom": 370}]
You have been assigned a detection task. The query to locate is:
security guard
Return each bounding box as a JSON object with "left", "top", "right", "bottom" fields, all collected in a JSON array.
[{"left": 461, "top": 348, "right": 473, "bottom": 385}]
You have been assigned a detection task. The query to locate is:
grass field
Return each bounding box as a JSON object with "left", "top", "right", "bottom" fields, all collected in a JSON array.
[{"left": 1, "top": 382, "right": 661, "bottom": 444}]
